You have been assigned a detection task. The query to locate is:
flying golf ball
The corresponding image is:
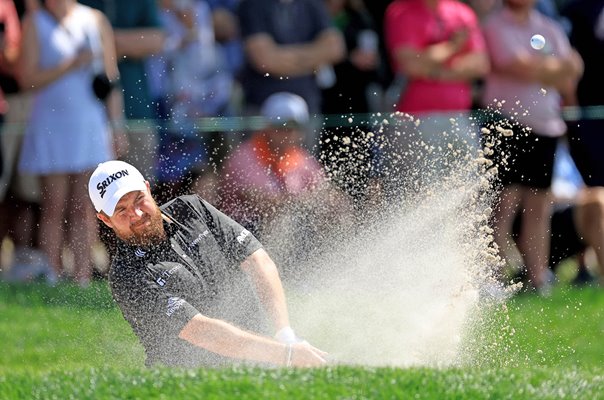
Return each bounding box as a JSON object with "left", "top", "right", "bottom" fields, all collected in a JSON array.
[{"left": 530, "top": 34, "right": 546, "bottom": 50}]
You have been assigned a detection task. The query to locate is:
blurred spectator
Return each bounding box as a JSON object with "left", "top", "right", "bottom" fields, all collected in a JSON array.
[
  {"left": 364, "top": 0, "right": 397, "bottom": 96},
  {"left": 383, "top": 0, "right": 489, "bottom": 175},
  {"left": 513, "top": 142, "right": 604, "bottom": 287},
  {"left": 559, "top": 187, "right": 604, "bottom": 287},
  {"left": 0, "top": 0, "right": 46, "bottom": 283},
  {"left": 207, "top": 0, "right": 244, "bottom": 77},
  {"left": 79, "top": 0, "right": 165, "bottom": 180},
  {"left": 220, "top": 92, "right": 325, "bottom": 232},
  {"left": 467, "top": 0, "right": 566, "bottom": 22},
  {"left": 320, "top": 0, "right": 380, "bottom": 204},
  {"left": 0, "top": 0, "right": 20, "bottom": 176},
  {"left": 148, "top": 0, "right": 234, "bottom": 206},
  {"left": 466, "top": 0, "right": 501, "bottom": 20},
  {"left": 562, "top": 0, "right": 604, "bottom": 188},
  {"left": 481, "top": 0, "right": 583, "bottom": 293},
  {"left": 322, "top": 0, "right": 379, "bottom": 116},
  {"left": 219, "top": 92, "right": 350, "bottom": 242},
  {"left": 384, "top": 0, "right": 489, "bottom": 115},
  {"left": 17, "top": 0, "right": 125, "bottom": 285},
  {"left": 237, "top": 0, "right": 345, "bottom": 150}
]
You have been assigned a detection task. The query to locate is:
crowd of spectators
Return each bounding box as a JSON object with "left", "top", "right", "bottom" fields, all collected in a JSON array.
[{"left": 0, "top": 0, "right": 603, "bottom": 292}]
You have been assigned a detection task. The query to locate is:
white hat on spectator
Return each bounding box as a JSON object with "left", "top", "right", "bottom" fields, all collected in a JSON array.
[
  {"left": 88, "top": 160, "right": 147, "bottom": 217},
  {"left": 261, "top": 92, "right": 309, "bottom": 128}
]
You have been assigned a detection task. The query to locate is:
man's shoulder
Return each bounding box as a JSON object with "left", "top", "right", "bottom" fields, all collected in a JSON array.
[
  {"left": 161, "top": 195, "right": 219, "bottom": 229},
  {"left": 162, "top": 194, "right": 205, "bottom": 214}
]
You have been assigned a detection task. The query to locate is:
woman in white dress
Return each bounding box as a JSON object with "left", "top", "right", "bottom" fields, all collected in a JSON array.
[{"left": 18, "top": 0, "right": 125, "bottom": 285}]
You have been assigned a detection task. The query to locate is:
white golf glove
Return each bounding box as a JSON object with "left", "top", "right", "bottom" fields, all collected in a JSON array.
[{"left": 274, "top": 326, "right": 305, "bottom": 344}]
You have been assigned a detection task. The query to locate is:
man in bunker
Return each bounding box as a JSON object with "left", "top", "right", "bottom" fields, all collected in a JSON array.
[{"left": 88, "top": 160, "right": 327, "bottom": 367}]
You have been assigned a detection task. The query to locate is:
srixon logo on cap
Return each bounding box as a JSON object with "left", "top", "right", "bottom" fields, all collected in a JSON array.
[{"left": 97, "top": 169, "right": 129, "bottom": 198}]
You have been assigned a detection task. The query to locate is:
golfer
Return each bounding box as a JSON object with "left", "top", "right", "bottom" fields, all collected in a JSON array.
[{"left": 88, "top": 160, "right": 327, "bottom": 368}]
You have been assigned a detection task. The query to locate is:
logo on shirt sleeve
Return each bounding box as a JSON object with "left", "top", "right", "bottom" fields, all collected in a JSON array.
[
  {"left": 166, "top": 296, "right": 185, "bottom": 317},
  {"left": 236, "top": 229, "right": 251, "bottom": 244}
]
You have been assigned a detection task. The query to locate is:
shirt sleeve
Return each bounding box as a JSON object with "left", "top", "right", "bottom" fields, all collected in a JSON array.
[
  {"left": 461, "top": 5, "right": 486, "bottom": 53},
  {"left": 309, "top": 0, "right": 335, "bottom": 34},
  {"left": 238, "top": 0, "right": 267, "bottom": 39},
  {"left": 194, "top": 195, "right": 263, "bottom": 263},
  {"left": 547, "top": 20, "right": 571, "bottom": 58},
  {"left": 384, "top": 3, "right": 419, "bottom": 53},
  {"left": 482, "top": 16, "right": 518, "bottom": 68}
]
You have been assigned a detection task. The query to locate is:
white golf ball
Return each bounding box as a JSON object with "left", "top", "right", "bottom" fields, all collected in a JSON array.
[{"left": 530, "top": 34, "right": 546, "bottom": 50}]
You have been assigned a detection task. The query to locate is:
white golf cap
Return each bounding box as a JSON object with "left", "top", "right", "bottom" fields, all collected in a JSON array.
[
  {"left": 260, "top": 92, "right": 309, "bottom": 128},
  {"left": 88, "top": 160, "right": 147, "bottom": 217}
]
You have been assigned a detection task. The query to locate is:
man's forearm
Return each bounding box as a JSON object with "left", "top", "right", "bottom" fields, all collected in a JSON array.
[
  {"left": 295, "top": 30, "right": 345, "bottom": 69},
  {"left": 439, "top": 52, "right": 490, "bottom": 81},
  {"left": 179, "top": 314, "right": 289, "bottom": 364},
  {"left": 245, "top": 30, "right": 344, "bottom": 77},
  {"left": 114, "top": 28, "right": 165, "bottom": 59},
  {"left": 179, "top": 313, "right": 328, "bottom": 367}
]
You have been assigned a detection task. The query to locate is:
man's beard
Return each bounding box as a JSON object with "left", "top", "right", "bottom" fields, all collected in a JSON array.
[{"left": 119, "top": 206, "right": 166, "bottom": 246}]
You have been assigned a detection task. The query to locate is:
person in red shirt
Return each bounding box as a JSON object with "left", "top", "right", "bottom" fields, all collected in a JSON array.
[
  {"left": 384, "top": 0, "right": 489, "bottom": 115},
  {"left": 382, "top": 0, "right": 490, "bottom": 185}
]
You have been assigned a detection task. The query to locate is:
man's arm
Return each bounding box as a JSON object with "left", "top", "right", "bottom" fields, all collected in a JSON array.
[
  {"left": 393, "top": 29, "right": 489, "bottom": 81},
  {"left": 244, "top": 28, "right": 344, "bottom": 77},
  {"left": 393, "top": 32, "right": 467, "bottom": 79},
  {"left": 436, "top": 51, "right": 490, "bottom": 81},
  {"left": 494, "top": 50, "right": 583, "bottom": 91},
  {"left": 241, "top": 248, "right": 290, "bottom": 332},
  {"left": 178, "top": 313, "right": 327, "bottom": 366},
  {"left": 114, "top": 28, "right": 165, "bottom": 59}
]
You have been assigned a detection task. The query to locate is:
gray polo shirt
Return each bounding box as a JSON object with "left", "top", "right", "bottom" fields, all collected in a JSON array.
[{"left": 109, "top": 195, "right": 264, "bottom": 367}]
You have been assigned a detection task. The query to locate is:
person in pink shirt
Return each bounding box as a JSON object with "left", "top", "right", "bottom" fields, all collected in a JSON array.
[
  {"left": 384, "top": 0, "right": 489, "bottom": 115},
  {"left": 220, "top": 92, "right": 332, "bottom": 234},
  {"left": 383, "top": 0, "right": 490, "bottom": 184},
  {"left": 481, "top": 0, "right": 583, "bottom": 294}
]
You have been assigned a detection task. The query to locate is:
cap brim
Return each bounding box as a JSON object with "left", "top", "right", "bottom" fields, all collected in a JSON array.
[{"left": 100, "top": 181, "right": 147, "bottom": 217}]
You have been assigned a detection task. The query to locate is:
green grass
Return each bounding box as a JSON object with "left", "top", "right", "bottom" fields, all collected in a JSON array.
[{"left": 0, "top": 281, "right": 603, "bottom": 399}]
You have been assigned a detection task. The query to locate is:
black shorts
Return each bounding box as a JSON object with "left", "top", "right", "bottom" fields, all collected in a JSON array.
[
  {"left": 484, "top": 119, "right": 559, "bottom": 189},
  {"left": 567, "top": 119, "right": 604, "bottom": 186}
]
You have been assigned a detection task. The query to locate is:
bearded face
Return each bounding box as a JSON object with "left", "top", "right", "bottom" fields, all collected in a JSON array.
[
  {"left": 119, "top": 202, "right": 166, "bottom": 246},
  {"left": 98, "top": 188, "right": 167, "bottom": 247}
]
